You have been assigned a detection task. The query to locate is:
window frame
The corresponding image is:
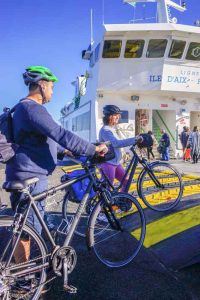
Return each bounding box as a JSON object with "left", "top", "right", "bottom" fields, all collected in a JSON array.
[
  {"left": 168, "top": 39, "right": 186, "bottom": 59},
  {"left": 186, "top": 42, "right": 200, "bottom": 61},
  {"left": 146, "top": 39, "right": 168, "bottom": 58},
  {"left": 124, "top": 39, "right": 145, "bottom": 59},
  {"left": 119, "top": 110, "right": 129, "bottom": 124},
  {"left": 72, "top": 111, "right": 91, "bottom": 132},
  {"left": 102, "top": 40, "right": 122, "bottom": 59}
]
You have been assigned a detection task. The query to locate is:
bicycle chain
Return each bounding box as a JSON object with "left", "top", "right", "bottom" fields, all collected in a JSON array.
[
  {"left": 13, "top": 275, "right": 57, "bottom": 300},
  {"left": 4, "top": 253, "right": 52, "bottom": 271},
  {"left": 3, "top": 253, "right": 53, "bottom": 300}
]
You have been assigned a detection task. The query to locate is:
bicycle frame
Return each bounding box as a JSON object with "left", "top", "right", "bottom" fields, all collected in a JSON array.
[
  {"left": 2, "top": 164, "right": 99, "bottom": 273},
  {"left": 100, "top": 146, "right": 162, "bottom": 193}
]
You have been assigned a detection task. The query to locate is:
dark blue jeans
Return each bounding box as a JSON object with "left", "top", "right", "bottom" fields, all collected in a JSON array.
[
  {"left": 161, "top": 147, "right": 170, "bottom": 161},
  {"left": 10, "top": 178, "right": 48, "bottom": 234}
]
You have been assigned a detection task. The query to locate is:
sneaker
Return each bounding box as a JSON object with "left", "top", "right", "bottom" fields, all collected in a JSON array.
[
  {"left": 111, "top": 205, "right": 122, "bottom": 214},
  {"left": 112, "top": 201, "right": 134, "bottom": 214},
  {"left": 11, "top": 278, "right": 49, "bottom": 296}
]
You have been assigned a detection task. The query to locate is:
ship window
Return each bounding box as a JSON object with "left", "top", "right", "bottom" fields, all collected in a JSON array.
[
  {"left": 168, "top": 40, "right": 186, "bottom": 59},
  {"left": 72, "top": 117, "right": 76, "bottom": 132},
  {"left": 65, "top": 120, "right": 69, "bottom": 130},
  {"left": 72, "top": 111, "right": 90, "bottom": 132},
  {"left": 186, "top": 42, "right": 200, "bottom": 61},
  {"left": 146, "top": 39, "right": 167, "bottom": 58},
  {"left": 119, "top": 111, "right": 129, "bottom": 123},
  {"left": 124, "top": 40, "right": 145, "bottom": 58},
  {"left": 102, "top": 40, "right": 122, "bottom": 58}
]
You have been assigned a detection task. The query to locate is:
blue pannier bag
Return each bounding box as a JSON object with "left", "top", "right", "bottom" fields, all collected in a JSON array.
[
  {"left": 61, "top": 169, "right": 96, "bottom": 202},
  {"left": 0, "top": 106, "right": 18, "bottom": 163}
]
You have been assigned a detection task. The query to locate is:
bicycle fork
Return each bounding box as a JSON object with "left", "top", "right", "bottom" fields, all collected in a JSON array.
[{"left": 102, "top": 191, "right": 123, "bottom": 231}]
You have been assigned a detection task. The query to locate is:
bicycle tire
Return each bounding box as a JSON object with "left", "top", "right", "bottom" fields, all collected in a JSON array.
[
  {"left": 0, "top": 217, "right": 47, "bottom": 300},
  {"left": 62, "top": 190, "right": 98, "bottom": 237},
  {"left": 138, "top": 162, "right": 183, "bottom": 211},
  {"left": 88, "top": 192, "right": 146, "bottom": 268}
]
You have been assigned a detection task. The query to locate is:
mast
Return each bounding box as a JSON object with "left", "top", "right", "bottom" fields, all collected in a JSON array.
[
  {"left": 123, "top": 0, "right": 186, "bottom": 23},
  {"left": 90, "top": 9, "right": 94, "bottom": 46}
]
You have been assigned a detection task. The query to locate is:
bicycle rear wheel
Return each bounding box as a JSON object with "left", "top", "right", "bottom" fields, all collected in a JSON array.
[
  {"left": 88, "top": 192, "right": 146, "bottom": 268},
  {"left": 62, "top": 190, "right": 98, "bottom": 237},
  {"left": 139, "top": 162, "right": 183, "bottom": 211},
  {"left": 0, "top": 217, "right": 47, "bottom": 300}
]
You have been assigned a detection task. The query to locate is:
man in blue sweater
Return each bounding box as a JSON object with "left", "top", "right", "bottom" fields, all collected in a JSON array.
[
  {"left": 6, "top": 65, "right": 107, "bottom": 238},
  {"left": 160, "top": 129, "right": 170, "bottom": 161}
]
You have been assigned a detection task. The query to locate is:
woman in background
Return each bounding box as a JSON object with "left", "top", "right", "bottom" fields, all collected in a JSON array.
[
  {"left": 188, "top": 126, "right": 200, "bottom": 164},
  {"left": 146, "top": 131, "right": 155, "bottom": 160}
]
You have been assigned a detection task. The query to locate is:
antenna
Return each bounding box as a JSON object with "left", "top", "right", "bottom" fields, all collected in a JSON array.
[
  {"left": 128, "top": 2, "right": 136, "bottom": 23},
  {"left": 124, "top": 0, "right": 186, "bottom": 23},
  {"left": 102, "top": 0, "right": 105, "bottom": 25},
  {"left": 90, "top": 9, "right": 94, "bottom": 46}
]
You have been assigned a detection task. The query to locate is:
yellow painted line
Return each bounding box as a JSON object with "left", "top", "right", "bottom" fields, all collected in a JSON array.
[
  {"left": 61, "top": 164, "right": 200, "bottom": 249},
  {"left": 145, "top": 205, "right": 200, "bottom": 247},
  {"left": 62, "top": 165, "right": 82, "bottom": 172},
  {"left": 131, "top": 184, "right": 200, "bottom": 209},
  {"left": 61, "top": 165, "right": 200, "bottom": 207},
  {"left": 132, "top": 205, "right": 200, "bottom": 247}
]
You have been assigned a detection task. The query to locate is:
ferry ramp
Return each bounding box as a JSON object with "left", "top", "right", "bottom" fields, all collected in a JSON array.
[
  {"left": 55, "top": 160, "right": 200, "bottom": 272},
  {"left": 1, "top": 161, "right": 200, "bottom": 299}
]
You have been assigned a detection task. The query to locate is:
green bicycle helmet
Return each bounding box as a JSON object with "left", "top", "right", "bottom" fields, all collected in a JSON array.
[{"left": 23, "top": 65, "right": 58, "bottom": 85}]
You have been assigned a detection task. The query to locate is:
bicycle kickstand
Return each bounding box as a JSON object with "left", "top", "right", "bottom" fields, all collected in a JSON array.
[{"left": 63, "top": 258, "right": 77, "bottom": 294}]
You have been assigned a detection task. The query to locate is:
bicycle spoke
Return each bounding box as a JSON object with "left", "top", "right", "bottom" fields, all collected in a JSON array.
[
  {"left": 89, "top": 193, "right": 145, "bottom": 268},
  {"left": 0, "top": 218, "right": 47, "bottom": 300},
  {"left": 139, "top": 162, "right": 183, "bottom": 211}
]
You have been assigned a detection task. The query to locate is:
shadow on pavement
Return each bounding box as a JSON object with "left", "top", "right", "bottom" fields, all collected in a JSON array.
[{"left": 42, "top": 234, "right": 196, "bottom": 300}]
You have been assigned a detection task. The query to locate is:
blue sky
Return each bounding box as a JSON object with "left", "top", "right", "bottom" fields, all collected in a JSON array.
[{"left": 0, "top": 0, "right": 199, "bottom": 121}]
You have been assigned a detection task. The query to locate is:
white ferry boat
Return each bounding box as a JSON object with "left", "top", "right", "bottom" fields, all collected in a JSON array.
[{"left": 60, "top": 0, "right": 200, "bottom": 158}]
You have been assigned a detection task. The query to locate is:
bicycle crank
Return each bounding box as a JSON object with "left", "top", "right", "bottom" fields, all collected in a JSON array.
[{"left": 52, "top": 246, "right": 77, "bottom": 293}]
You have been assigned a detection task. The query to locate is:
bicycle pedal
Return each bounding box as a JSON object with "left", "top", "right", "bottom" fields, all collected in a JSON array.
[{"left": 63, "top": 284, "right": 77, "bottom": 294}]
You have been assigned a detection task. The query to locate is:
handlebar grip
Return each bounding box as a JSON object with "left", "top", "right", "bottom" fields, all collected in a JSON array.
[
  {"left": 93, "top": 141, "right": 111, "bottom": 147},
  {"left": 104, "top": 141, "right": 111, "bottom": 146}
]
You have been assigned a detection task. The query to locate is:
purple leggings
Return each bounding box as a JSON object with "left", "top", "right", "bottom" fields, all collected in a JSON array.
[{"left": 100, "top": 163, "right": 128, "bottom": 192}]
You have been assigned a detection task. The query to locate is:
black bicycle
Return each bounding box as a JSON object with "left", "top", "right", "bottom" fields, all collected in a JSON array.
[
  {"left": 63, "top": 144, "right": 183, "bottom": 237},
  {"left": 0, "top": 155, "right": 145, "bottom": 299}
]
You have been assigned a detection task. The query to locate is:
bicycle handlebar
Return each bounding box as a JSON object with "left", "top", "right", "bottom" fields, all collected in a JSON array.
[{"left": 58, "top": 141, "right": 114, "bottom": 167}]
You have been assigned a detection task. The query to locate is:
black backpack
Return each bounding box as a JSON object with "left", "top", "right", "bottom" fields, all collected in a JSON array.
[
  {"left": 0, "top": 106, "right": 18, "bottom": 163},
  {"left": 138, "top": 133, "right": 154, "bottom": 148}
]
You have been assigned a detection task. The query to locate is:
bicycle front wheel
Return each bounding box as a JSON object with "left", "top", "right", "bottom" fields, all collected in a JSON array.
[
  {"left": 0, "top": 217, "right": 47, "bottom": 300},
  {"left": 88, "top": 192, "right": 146, "bottom": 268},
  {"left": 139, "top": 162, "right": 183, "bottom": 211}
]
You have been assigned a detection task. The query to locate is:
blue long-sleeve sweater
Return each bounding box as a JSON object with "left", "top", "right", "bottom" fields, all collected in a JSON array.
[
  {"left": 99, "top": 125, "right": 135, "bottom": 165},
  {"left": 6, "top": 99, "right": 96, "bottom": 180}
]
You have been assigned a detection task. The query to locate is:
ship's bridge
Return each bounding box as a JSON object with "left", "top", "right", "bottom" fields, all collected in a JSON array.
[
  {"left": 94, "top": 23, "right": 200, "bottom": 98},
  {"left": 61, "top": 0, "right": 200, "bottom": 157}
]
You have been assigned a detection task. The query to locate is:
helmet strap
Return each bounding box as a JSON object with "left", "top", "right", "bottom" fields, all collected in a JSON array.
[{"left": 38, "top": 84, "right": 47, "bottom": 104}]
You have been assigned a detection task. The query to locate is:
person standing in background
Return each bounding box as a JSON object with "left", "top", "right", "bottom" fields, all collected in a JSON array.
[
  {"left": 146, "top": 131, "right": 155, "bottom": 160},
  {"left": 160, "top": 129, "right": 170, "bottom": 161},
  {"left": 188, "top": 126, "right": 200, "bottom": 163},
  {"left": 180, "top": 126, "right": 190, "bottom": 161}
]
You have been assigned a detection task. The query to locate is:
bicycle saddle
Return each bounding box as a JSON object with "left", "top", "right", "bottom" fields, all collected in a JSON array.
[{"left": 2, "top": 177, "right": 39, "bottom": 192}]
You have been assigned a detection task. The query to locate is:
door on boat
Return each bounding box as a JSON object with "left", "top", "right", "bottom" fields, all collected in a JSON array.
[{"left": 135, "top": 109, "right": 151, "bottom": 135}]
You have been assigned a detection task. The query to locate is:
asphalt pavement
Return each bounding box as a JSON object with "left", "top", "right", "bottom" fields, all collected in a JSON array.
[{"left": 1, "top": 160, "right": 200, "bottom": 299}]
